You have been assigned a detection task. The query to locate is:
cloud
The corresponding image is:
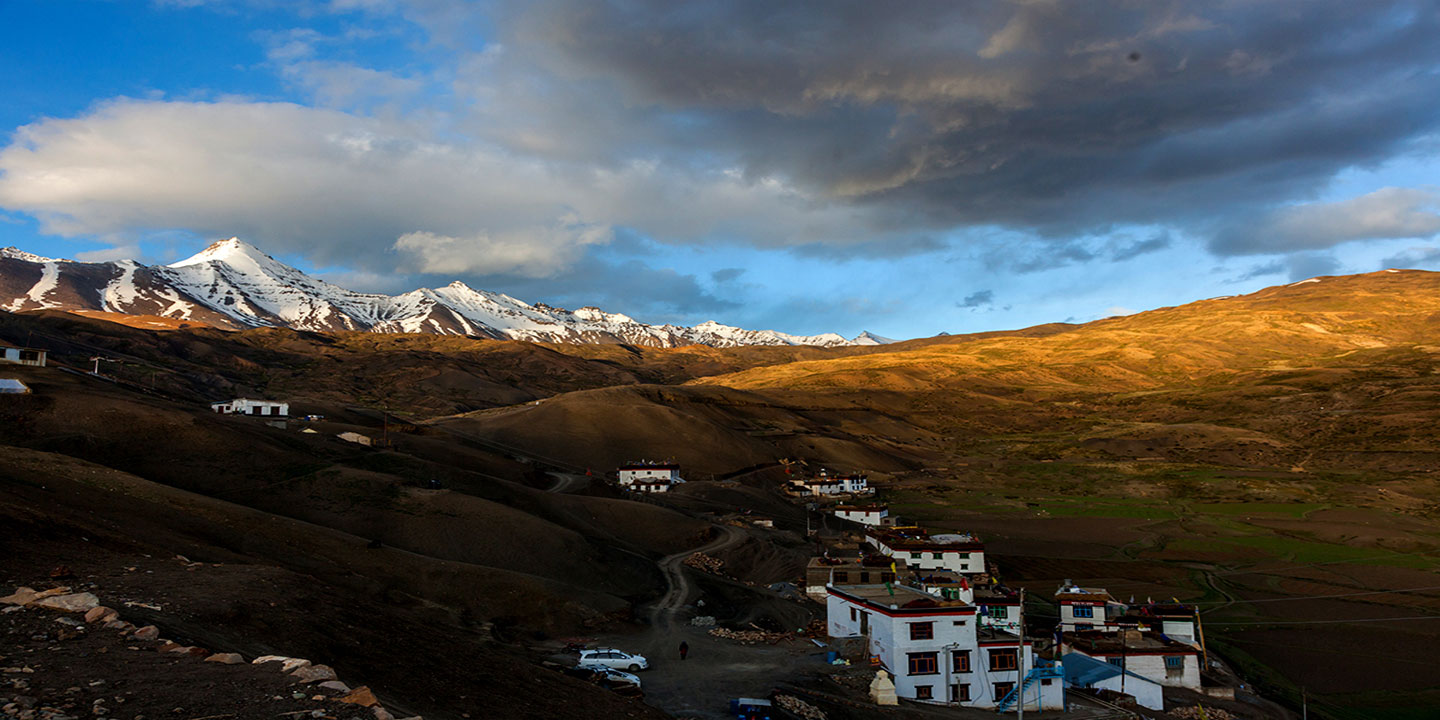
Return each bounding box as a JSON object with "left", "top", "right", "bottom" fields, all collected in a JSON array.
[
  {"left": 74, "top": 243, "right": 144, "bottom": 263},
  {"left": 1212, "top": 186, "right": 1440, "bottom": 255},
  {"left": 393, "top": 217, "right": 612, "bottom": 278},
  {"left": 1284, "top": 253, "right": 1340, "bottom": 282},
  {"left": 711, "top": 267, "right": 745, "bottom": 284},
  {"left": 1229, "top": 259, "right": 1286, "bottom": 283},
  {"left": 1380, "top": 246, "right": 1440, "bottom": 270},
  {"left": 1112, "top": 232, "right": 1172, "bottom": 261},
  {"left": 958, "top": 289, "right": 994, "bottom": 309}
]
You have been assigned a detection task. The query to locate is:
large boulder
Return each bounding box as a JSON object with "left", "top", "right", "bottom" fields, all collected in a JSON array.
[
  {"left": 291, "top": 664, "right": 338, "bottom": 683},
  {"left": 35, "top": 592, "right": 100, "bottom": 613}
]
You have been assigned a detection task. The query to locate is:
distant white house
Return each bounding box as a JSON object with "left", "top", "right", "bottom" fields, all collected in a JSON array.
[
  {"left": 791, "top": 470, "right": 869, "bottom": 496},
  {"left": 617, "top": 463, "right": 684, "bottom": 492},
  {"left": 1055, "top": 581, "right": 1128, "bottom": 633},
  {"left": 211, "top": 398, "right": 289, "bottom": 417},
  {"left": 867, "top": 527, "right": 986, "bottom": 576},
  {"left": 834, "top": 504, "right": 890, "bottom": 526},
  {"left": 0, "top": 346, "right": 46, "bottom": 367}
]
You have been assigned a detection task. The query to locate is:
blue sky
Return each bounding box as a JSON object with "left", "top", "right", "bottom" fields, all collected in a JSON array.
[{"left": 2, "top": 0, "right": 1439, "bottom": 340}]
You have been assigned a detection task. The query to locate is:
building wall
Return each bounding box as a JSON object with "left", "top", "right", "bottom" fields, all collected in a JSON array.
[
  {"left": 836, "top": 509, "right": 885, "bottom": 525},
  {"left": 0, "top": 348, "right": 45, "bottom": 367},
  {"left": 876, "top": 543, "right": 985, "bottom": 575},
  {"left": 1059, "top": 602, "right": 1115, "bottom": 632},
  {"left": 1161, "top": 619, "right": 1197, "bottom": 645},
  {"left": 826, "top": 592, "right": 1060, "bottom": 710},
  {"left": 1085, "top": 652, "right": 1201, "bottom": 689},
  {"left": 1083, "top": 672, "right": 1165, "bottom": 711},
  {"left": 618, "top": 468, "right": 679, "bottom": 486}
]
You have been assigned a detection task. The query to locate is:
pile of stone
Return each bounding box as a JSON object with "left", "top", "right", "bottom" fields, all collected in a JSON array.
[
  {"left": 774, "top": 694, "right": 826, "bottom": 720},
  {"left": 1172, "top": 707, "right": 1235, "bottom": 720},
  {"left": 706, "top": 627, "right": 790, "bottom": 645},
  {"left": 683, "top": 553, "right": 725, "bottom": 574},
  {"left": 1, "top": 585, "right": 416, "bottom": 720}
]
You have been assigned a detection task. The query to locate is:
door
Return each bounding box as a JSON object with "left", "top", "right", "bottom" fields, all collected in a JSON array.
[{"left": 859, "top": 610, "right": 870, "bottom": 636}]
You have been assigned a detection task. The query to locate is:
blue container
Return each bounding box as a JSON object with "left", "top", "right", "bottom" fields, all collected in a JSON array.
[{"left": 826, "top": 650, "right": 838, "bottom": 663}]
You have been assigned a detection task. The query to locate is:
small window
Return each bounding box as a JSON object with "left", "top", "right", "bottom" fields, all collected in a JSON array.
[
  {"left": 909, "top": 622, "right": 934, "bottom": 641},
  {"left": 881, "top": 572, "right": 895, "bottom": 583},
  {"left": 932, "top": 552, "right": 943, "bottom": 560},
  {"left": 1164, "top": 656, "right": 1185, "bottom": 668},
  {"left": 907, "top": 652, "right": 939, "bottom": 675},
  {"left": 953, "top": 650, "right": 970, "bottom": 673},
  {"left": 915, "top": 685, "right": 933, "bottom": 700},
  {"left": 1107, "top": 657, "right": 1123, "bottom": 667},
  {"left": 1041, "top": 678, "right": 1053, "bottom": 686},
  {"left": 850, "top": 608, "right": 857, "bottom": 622},
  {"left": 833, "top": 571, "right": 848, "bottom": 583},
  {"left": 990, "top": 606, "right": 1009, "bottom": 620},
  {"left": 994, "top": 682, "right": 1015, "bottom": 700},
  {"left": 910, "top": 552, "right": 922, "bottom": 560},
  {"left": 988, "top": 649, "right": 1018, "bottom": 671},
  {"left": 1073, "top": 605, "right": 1094, "bottom": 618},
  {"left": 952, "top": 683, "right": 971, "bottom": 702},
  {"left": 952, "top": 620, "right": 967, "bottom": 626}
]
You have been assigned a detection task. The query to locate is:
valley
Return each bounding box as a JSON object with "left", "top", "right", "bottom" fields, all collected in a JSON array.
[{"left": 4, "top": 269, "right": 1440, "bottom": 719}]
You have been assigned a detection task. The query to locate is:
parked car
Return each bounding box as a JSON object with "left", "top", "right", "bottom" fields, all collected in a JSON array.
[
  {"left": 579, "top": 665, "right": 642, "bottom": 689},
  {"left": 577, "top": 648, "right": 649, "bottom": 671}
]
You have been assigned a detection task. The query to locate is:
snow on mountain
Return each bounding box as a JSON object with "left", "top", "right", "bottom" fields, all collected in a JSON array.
[
  {"left": 850, "top": 331, "right": 895, "bottom": 346},
  {"left": 0, "top": 238, "right": 879, "bottom": 348}
]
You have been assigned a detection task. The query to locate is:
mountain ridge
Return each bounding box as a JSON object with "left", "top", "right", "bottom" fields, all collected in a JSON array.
[{"left": 0, "top": 238, "right": 887, "bottom": 348}]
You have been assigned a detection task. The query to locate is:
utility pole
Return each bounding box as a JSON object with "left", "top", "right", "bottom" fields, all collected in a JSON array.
[
  {"left": 1017, "top": 587, "right": 1025, "bottom": 720},
  {"left": 1302, "top": 687, "right": 1307, "bottom": 720}
]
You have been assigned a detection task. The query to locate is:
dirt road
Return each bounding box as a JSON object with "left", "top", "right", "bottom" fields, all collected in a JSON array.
[
  {"left": 649, "top": 524, "right": 745, "bottom": 628},
  {"left": 546, "top": 471, "right": 591, "bottom": 494}
]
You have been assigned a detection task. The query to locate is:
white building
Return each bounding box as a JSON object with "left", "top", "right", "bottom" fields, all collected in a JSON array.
[
  {"left": 834, "top": 505, "right": 890, "bottom": 526},
  {"left": 1062, "top": 652, "right": 1165, "bottom": 711},
  {"left": 826, "top": 584, "right": 1064, "bottom": 711},
  {"left": 1055, "top": 581, "right": 1127, "bottom": 632},
  {"left": 866, "top": 528, "right": 986, "bottom": 575},
  {"left": 0, "top": 346, "right": 46, "bottom": 367},
  {"left": 1063, "top": 629, "right": 1202, "bottom": 689},
  {"left": 211, "top": 398, "right": 289, "bottom": 417},
  {"left": 617, "top": 463, "right": 683, "bottom": 491},
  {"left": 791, "top": 470, "right": 869, "bottom": 496}
]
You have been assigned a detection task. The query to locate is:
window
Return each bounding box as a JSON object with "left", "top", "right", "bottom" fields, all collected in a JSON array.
[
  {"left": 932, "top": 552, "right": 943, "bottom": 560},
  {"left": 989, "top": 606, "right": 1008, "bottom": 620},
  {"left": 953, "top": 650, "right": 970, "bottom": 673},
  {"left": 881, "top": 572, "right": 895, "bottom": 583},
  {"left": 915, "top": 685, "right": 933, "bottom": 700},
  {"left": 910, "top": 552, "right": 922, "bottom": 560},
  {"left": 907, "top": 652, "right": 939, "bottom": 676},
  {"left": 850, "top": 608, "right": 857, "bottom": 622},
  {"left": 952, "top": 620, "right": 967, "bottom": 627},
  {"left": 909, "top": 622, "right": 934, "bottom": 641},
  {"left": 1041, "top": 679, "right": 1053, "bottom": 686},
  {"left": 833, "top": 571, "right": 848, "bottom": 583},
  {"left": 952, "top": 683, "right": 970, "bottom": 702},
  {"left": 988, "top": 649, "right": 1018, "bottom": 672},
  {"left": 1072, "top": 605, "right": 1094, "bottom": 618},
  {"left": 1165, "top": 656, "right": 1185, "bottom": 679},
  {"left": 994, "top": 682, "right": 1015, "bottom": 701},
  {"left": 1107, "top": 657, "right": 1123, "bottom": 667}
]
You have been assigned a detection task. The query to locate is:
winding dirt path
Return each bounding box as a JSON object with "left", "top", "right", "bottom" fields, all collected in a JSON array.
[{"left": 649, "top": 524, "right": 745, "bottom": 630}]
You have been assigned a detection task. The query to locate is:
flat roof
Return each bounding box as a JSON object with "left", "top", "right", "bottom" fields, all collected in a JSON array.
[
  {"left": 828, "top": 584, "right": 974, "bottom": 615},
  {"left": 868, "top": 528, "right": 983, "bottom": 551},
  {"left": 1066, "top": 630, "right": 1199, "bottom": 655},
  {"left": 0, "top": 378, "right": 30, "bottom": 393}
]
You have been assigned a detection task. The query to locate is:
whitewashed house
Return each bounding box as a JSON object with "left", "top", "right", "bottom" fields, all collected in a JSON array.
[
  {"left": 1062, "top": 652, "right": 1165, "bottom": 711},
  {"left": 826, "top": 584, "right": 1064, "bottom": 711},
  {"left": 834, "top": 504, "right": 890, "bottom": 526},
  {"left": 0, "top": 346, "right": 46, "bottom": 367},
  {"left": 617, "top": 463, "right": 684, "bottom": 492},
  {"left": 1063, "top": 629, "right": 1202, "bottom": 689},
  {"left": 791, "top": 470, "right": 869, "bottom": 496},
  {"left": 866, "top": 528, "right": 986, "bottom": 575},
  {"left": 1055, "top": 581, "right": 1128, "bottom": 632},
  {"left": 211, "top": 398, "right": 289, "bottom": 417}
]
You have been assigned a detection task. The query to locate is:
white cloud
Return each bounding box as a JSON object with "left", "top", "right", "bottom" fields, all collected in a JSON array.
[
  {"left": 1214, "top": 186, "right": 1440, "bottom": 254},
  {"left": 0, "top": 98, "right": 893, "bottom": 278}
]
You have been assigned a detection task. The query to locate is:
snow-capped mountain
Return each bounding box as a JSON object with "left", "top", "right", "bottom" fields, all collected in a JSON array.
[{"left": 0, "top": 238, "right": 889, "bottom": 348}]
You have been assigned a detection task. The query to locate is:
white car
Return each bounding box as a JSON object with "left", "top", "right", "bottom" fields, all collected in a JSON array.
[
  {"left": 577, "top": 665, "right": 642, "bottom": 689},
  {"left": 577, "top": 648, "right": 649, "bottom": 671}
]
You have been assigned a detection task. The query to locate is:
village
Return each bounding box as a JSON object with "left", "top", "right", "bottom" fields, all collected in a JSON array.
[{"left": 0, "top": 344, "right": 1293, "bottom": 720}]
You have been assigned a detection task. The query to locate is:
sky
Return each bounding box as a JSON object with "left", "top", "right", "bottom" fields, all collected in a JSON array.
[{"left": 1, "top": 1, "right": 1439, "bottom": 340}]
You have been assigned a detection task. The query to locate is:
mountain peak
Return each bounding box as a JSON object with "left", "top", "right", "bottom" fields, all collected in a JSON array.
[
  {"left": 168, "top": 237, "right": 273, "bottom": 269},
  {"left": 851, "top": 331, "right": 895, "bottom": 345}
]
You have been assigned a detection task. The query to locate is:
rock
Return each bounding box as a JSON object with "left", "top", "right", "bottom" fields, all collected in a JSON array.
[
  {"left": 252, "top": 655, "right": 290, "bottom": 666},
  {"left": 132, "top": 626, "right": 159, "bottom": 641},
  {"left": 84, "top": 607, "right": 118, "bottom": 624},
  {"left": 372, "top": 708, "right": 394, "bottom": 720},
  {"left": 339, "top": 687, "right": 379, "bottom": 707},
  {"left": 158, "top": 641, "right": 184, "bottom": 653},
  {"left": 103, "top": 621, "right": 131, "bottom": 631},
  {"left": 35, "top": 593, "right": 100, "bottom": 613},
  {"left": 318, "top": 681, "right": 352, "bottom": 693},
  {"left": 204, "top": 653, "right": 244, "bottom": 665},
  {"left": 1, "top": 587, "right": 40, "bottom": 605},
  {"left": 290, "top": 664, "right": 337, "bottom": 683},
  {"left": 280, "top": 658, "right": 312, "bottom": 673}
]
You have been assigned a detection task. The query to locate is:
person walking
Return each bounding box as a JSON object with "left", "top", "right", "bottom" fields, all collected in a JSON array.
[{"left": 679, "top": 641, "right": 689, "bottom": 660}]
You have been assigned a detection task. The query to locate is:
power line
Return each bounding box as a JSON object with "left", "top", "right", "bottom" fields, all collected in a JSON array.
[{"left": 1205, "top": 614, "right": 1440, "bottom": 626}]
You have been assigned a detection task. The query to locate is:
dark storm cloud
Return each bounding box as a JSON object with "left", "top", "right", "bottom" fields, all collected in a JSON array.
[
  {"left": 958, "top": 290, "right": 994, "bottom": 309},
  {"left": 499, "top": 0, "right": 1440, "bottom": 250}
]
